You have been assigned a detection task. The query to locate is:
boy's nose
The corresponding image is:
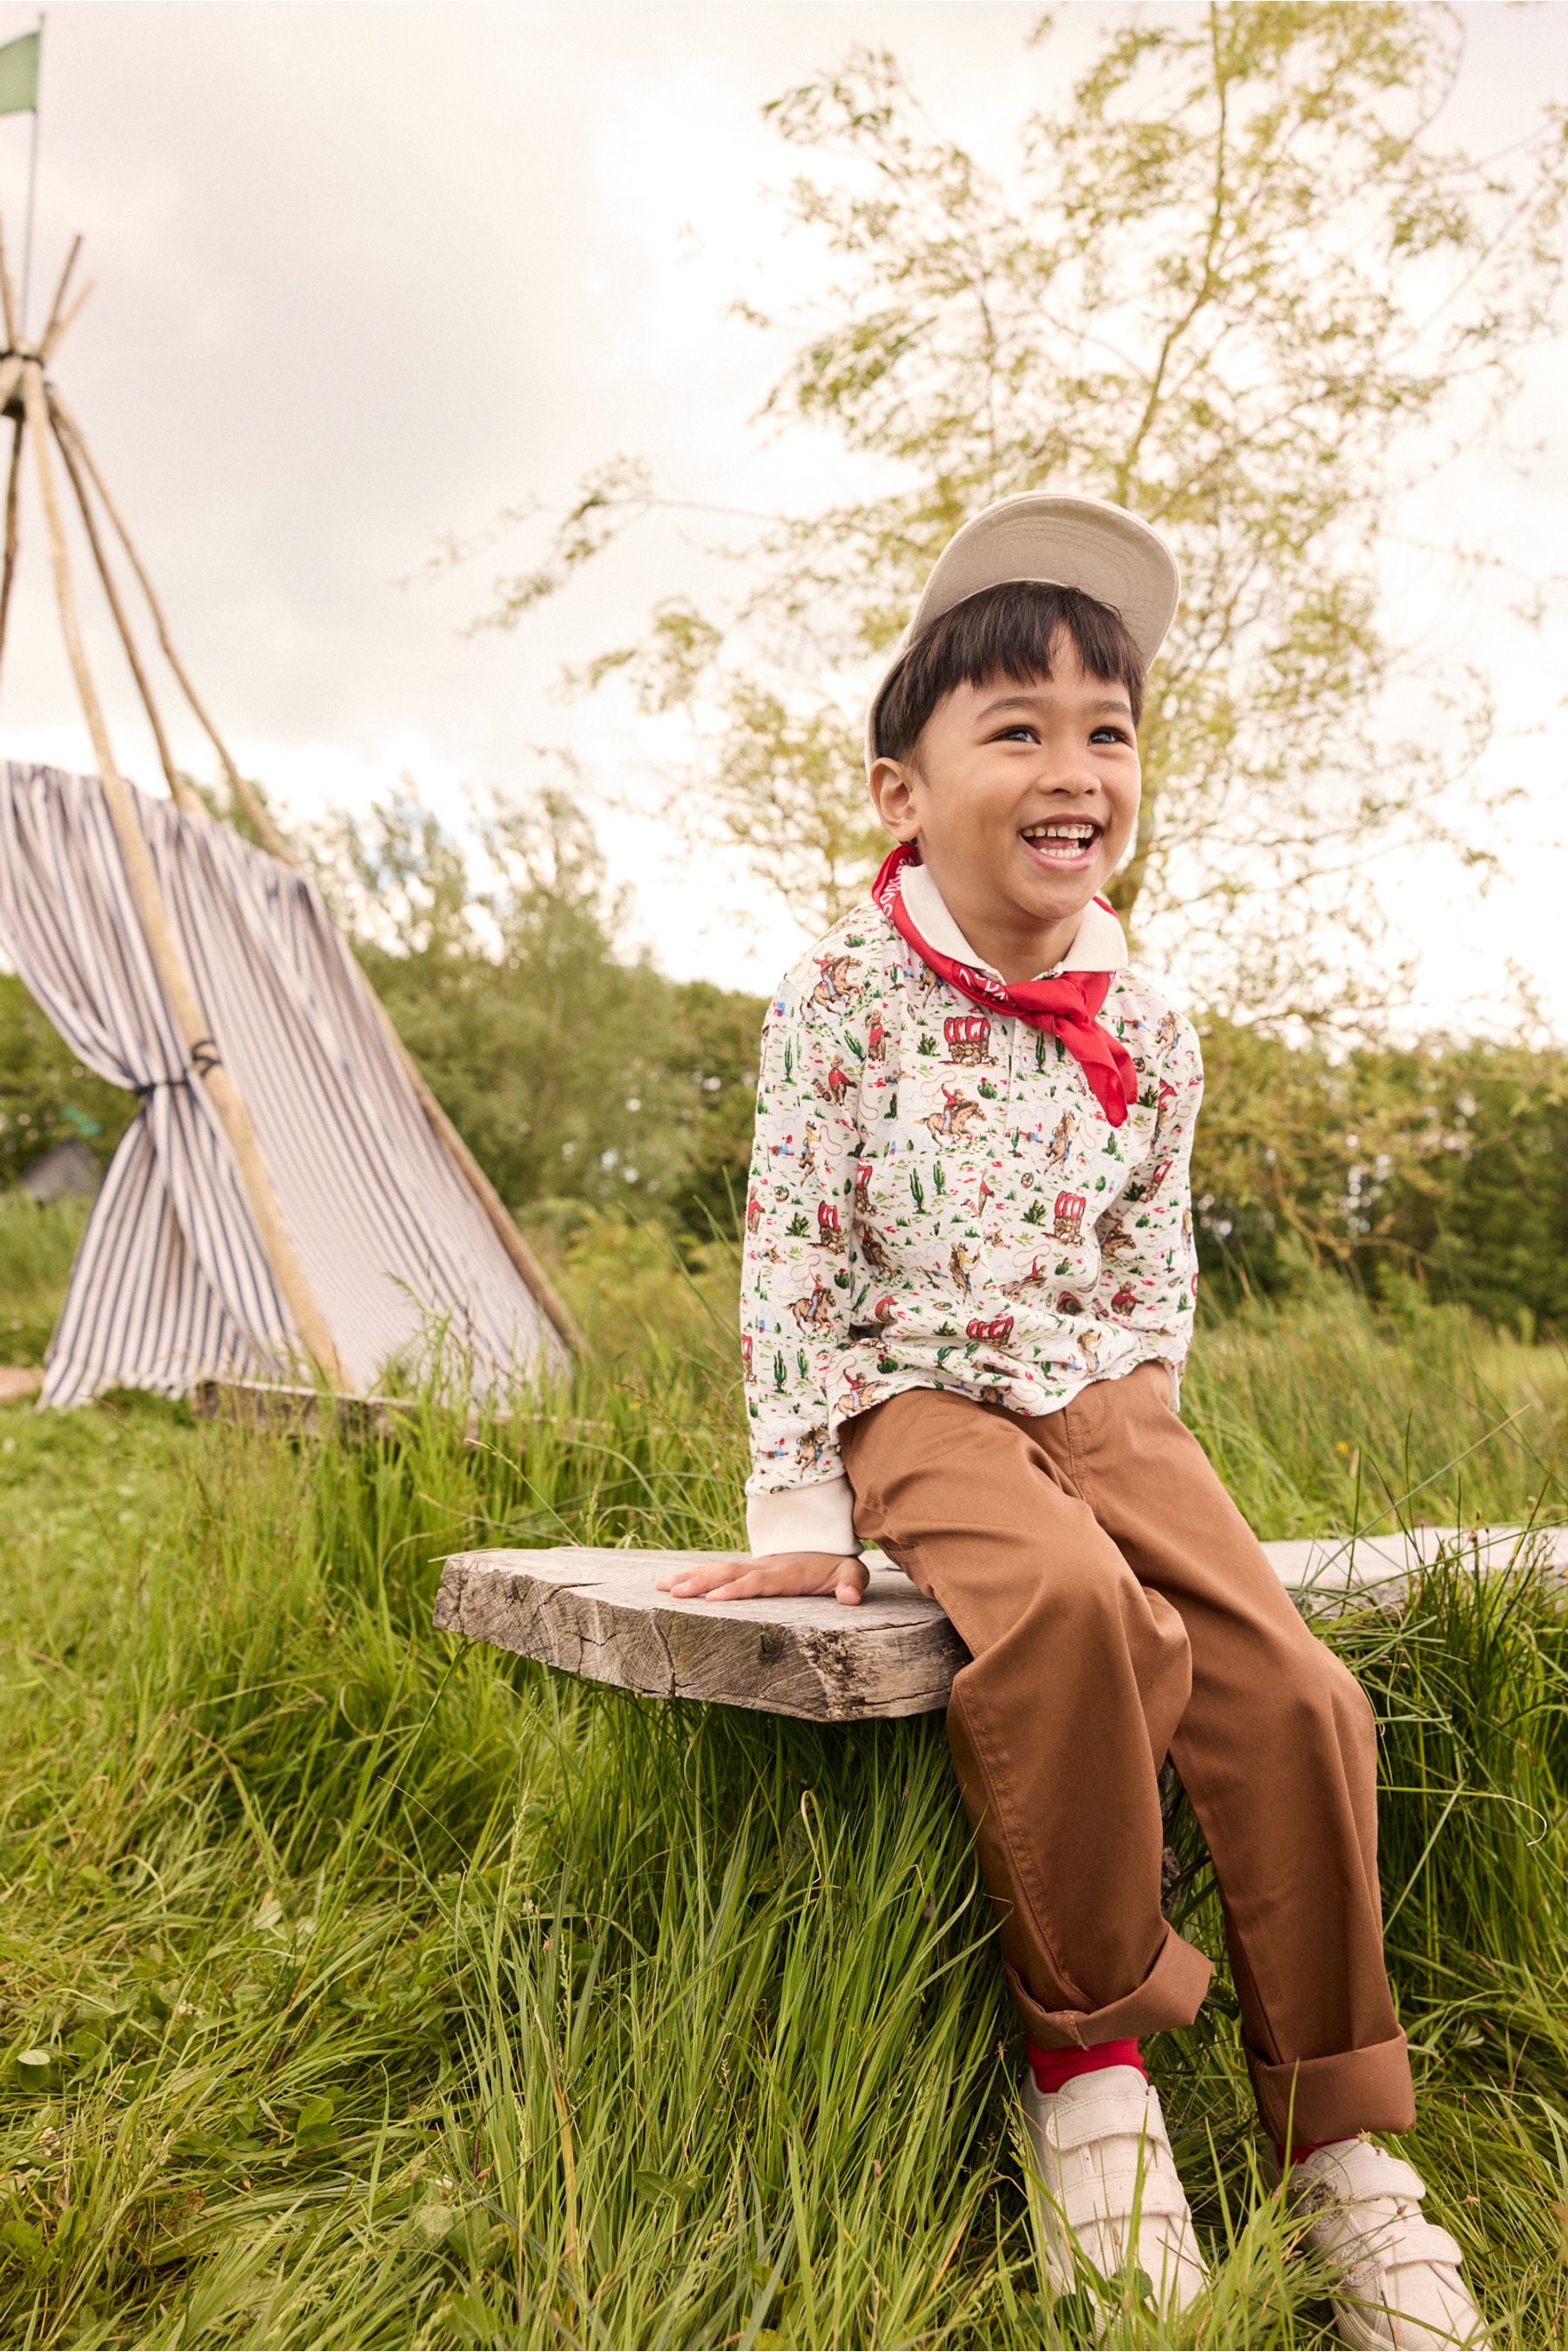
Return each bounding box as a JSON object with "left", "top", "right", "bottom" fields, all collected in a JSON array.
[{"left": 1028, "top": 766, "right": 1103, "bottom": 800}]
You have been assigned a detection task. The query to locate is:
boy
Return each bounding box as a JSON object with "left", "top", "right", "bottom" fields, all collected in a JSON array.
[{"left": 660, "top": 495, "right": 1487, "bottom": 2348}]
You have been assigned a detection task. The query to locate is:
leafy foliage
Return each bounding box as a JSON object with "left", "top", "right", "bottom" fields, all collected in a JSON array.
[
  {"left": 458, "top": 3, "right": 1566, "bottom": 1015},
  {"left": 1193, "top": 1025, "right": 1568, "bottom": 1328},
  {"left": 308, "top": 783, "right": 765, "bottom": 1238}
]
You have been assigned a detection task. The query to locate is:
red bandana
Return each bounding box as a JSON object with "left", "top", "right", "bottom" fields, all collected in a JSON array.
[{"left": 872, "top": 844, "right": 1139, "bottom": 1127}]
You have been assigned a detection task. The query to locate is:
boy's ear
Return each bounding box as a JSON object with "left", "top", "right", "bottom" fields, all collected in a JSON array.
[{"left": 868, "top": 755, "right": 921, "bottom": 841}]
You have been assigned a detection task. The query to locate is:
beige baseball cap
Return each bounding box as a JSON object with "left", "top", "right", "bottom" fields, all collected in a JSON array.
[{"left": 866, "top": 490, "right": 1179, "bottom": 767}]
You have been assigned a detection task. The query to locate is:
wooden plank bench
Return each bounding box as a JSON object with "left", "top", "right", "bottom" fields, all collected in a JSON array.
[{"left": 434, "top": 1526, "right": 1567, "bottom": 1724}]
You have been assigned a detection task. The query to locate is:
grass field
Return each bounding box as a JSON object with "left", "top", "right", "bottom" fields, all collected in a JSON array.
[{"left": 3, "top": 1197, "right": 1568, "bottom": 2349}]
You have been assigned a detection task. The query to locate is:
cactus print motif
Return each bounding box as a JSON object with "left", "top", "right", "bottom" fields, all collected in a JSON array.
[{"left": 741, "top": 892, "right": 1204, "bottom": 1516}]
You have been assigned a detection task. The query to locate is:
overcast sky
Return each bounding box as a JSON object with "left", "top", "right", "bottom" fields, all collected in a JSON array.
[{"left": 1, "top": 1, "right": 1565, "bottom": 1030}]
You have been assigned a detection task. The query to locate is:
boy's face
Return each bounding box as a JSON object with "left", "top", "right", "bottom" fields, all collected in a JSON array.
[{"left": 869, "top": 639, "right": 1140, "bottom": 950}]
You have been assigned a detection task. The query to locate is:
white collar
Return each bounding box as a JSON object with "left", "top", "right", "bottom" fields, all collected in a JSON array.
[{"left": 899, "top": 855, "right": 1128, "bottom": 977}]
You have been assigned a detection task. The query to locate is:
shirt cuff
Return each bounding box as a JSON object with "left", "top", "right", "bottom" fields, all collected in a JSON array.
[{"left": 746, "top": 1473, "right": 862, "bottom": 1559}]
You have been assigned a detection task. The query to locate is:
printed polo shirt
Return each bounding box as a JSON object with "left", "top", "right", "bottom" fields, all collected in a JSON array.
[{"left": 740, "top": 861, "right": 1204, "bottom": 1558}]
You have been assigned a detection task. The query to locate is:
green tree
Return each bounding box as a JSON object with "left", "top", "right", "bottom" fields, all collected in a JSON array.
[
  {"left": 1371, "top": 1044, "right": 1568, "bottom": 1330},
  {"left": 456, "top": 3, "right": 1566, "bottom": 1014},
  {"left": 314, "top": 785, "right": 763, "bottom": 1233},
  {"left": 1191, "top": 1020, "right": 1568, "bottom": 1332}
]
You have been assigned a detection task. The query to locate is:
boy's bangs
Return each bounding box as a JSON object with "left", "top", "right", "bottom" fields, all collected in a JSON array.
[{"left": 873, "top": 580, "right": 1146, "bottom": 762}]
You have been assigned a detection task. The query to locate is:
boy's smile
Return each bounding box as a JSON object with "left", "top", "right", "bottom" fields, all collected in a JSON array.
[
  {"left": 1019, "top": 815, "right": 1105, "bottom": 875},
  {"left": 868, "top": 638, "right": 1140, "bottom": 983}
]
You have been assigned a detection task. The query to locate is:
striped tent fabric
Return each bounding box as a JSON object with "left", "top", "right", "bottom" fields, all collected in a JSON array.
[{"left": 0, "top": 761, "right": 571, "bottom": 1405}]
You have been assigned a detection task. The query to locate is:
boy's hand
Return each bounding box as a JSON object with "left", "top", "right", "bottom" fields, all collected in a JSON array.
[{"left": 656, "top": 1551, "right": 868, "bottom": 1606}]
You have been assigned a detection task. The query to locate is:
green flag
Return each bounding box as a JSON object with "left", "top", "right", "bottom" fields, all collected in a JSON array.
[{"left": 0, "top": 30, "right": 39, "bottom": 118}]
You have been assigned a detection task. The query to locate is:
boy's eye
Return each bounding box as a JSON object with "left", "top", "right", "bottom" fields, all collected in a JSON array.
[{"left": 991, "top": 722, "right": 1132, "bottom": 746}]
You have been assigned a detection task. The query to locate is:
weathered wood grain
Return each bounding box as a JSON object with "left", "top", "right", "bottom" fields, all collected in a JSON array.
[
  {"left": 435, "top": 1548, "right": 967, "bottom": 1721},
  {"left": 1269, "top": 1523, "right": 1568, "bottom": 1611},
  {"left": 192, "top": 1380, "right": 413, "bottom": 1440},
  {"left": 435, "top": 1527, "right": 1566, "bottom": 1723}
]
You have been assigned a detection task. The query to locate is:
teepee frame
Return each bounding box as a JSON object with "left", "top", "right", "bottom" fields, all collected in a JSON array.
[{"left": 0, "top": 225, "right": 582, "bottom": 1379}]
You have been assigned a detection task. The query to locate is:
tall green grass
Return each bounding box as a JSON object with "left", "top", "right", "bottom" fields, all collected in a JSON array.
[{"left": 2, "top": 1223, "right": 1566, "bottom": 2347}]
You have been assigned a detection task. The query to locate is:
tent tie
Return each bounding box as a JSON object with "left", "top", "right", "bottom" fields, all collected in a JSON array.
[{"left": 133, "top": 1037, "right": 222, "bottom": 1099}]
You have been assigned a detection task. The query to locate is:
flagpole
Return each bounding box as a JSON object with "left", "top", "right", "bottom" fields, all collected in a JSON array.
[{"left": 18, "top": 11, "right": 42, "bottom": 338}]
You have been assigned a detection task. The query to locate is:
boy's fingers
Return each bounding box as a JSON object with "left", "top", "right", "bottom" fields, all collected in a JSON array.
[
  {"left": 657, "top": 1566, "right": 762, "bottom": 1600},
  {"left": 693, "top": 1565, "right": 787, "bottom": 1600},
  {"left": 655, "top": 1562, "right": 748, "bottom": 1596},
  {"left": 835, "top": 1559, "right": 869, "bottom": 1605},
  {"left": 655, "top": 1556, "right": 867, "bottom": 1603}
]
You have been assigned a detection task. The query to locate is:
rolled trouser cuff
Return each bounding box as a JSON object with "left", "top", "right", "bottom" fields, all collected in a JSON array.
[
  {"left": 1006, "top": 1921, "right": 1213, "bottom": 2050},
  {"left": 1247, "top": 2029, "right": 1416, "bottom": 2145}
]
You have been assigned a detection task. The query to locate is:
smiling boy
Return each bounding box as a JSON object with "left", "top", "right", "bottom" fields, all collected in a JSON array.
[{"left": 660, "top": 495, "right": 1487, "bottom": 2347}]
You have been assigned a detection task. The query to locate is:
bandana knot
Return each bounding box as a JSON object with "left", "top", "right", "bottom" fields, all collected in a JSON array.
[{"left": 871, "top": 845, "right": 1138, "bottom": 1127}]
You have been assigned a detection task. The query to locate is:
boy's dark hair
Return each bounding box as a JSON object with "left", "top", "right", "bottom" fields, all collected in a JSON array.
[{"left": 871, "top": 579, "right": 1146, "bottom": 764}]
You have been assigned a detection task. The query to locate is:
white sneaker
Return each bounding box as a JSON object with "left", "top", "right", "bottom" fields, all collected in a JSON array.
[
  {"left": 1023, "top": 2064, "right": 1207, "bottom": 2323},
  {"left": 1281, "top": 2137, "right": 1490, "bottom": 2349}
]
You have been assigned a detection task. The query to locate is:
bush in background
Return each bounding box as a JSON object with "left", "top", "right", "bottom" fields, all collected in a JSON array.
[{"left": 0, "top": 974, "right": 131, "bottom": 1193}]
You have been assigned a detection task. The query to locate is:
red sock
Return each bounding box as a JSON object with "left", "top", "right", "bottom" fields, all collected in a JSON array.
[
  {"left": 1274, "top": 2138, "right": 1330, "bottom": 2166},
  {"left": 1027, "top": 2037, "right": 1145, "bottom": 2095}
]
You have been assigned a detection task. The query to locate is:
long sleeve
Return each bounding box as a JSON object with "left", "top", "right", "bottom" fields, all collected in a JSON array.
[
  {"left": 740, "top": 971, "right": 863, "bottom": 1557},
  {"left": 1090, "top": 1014, "right": 1203, "bottom": 1382}
]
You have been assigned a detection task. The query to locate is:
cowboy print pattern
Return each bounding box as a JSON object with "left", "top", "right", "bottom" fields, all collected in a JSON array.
[{"left": 741, "top": 894, "right": 1203, "bottom": 1531}]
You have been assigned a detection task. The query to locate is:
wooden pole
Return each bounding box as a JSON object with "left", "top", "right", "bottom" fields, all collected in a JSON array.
[
  {"left": 35, "top": 228, "right": 78, "bottom": 353},
  {"left": 0, "top": 349, "right": 28, "bottom": 690},
  {"left": 46, "top": 389, "right": 297, "bottom": 862},
  {"left": 17, "top": 17, "right": 42, "bottom": 338},
  {"left": 0, "top": 214, "right": 18, "bottom": 345},
  {"left": 50, "top": 387, "right": 582, "bottom": 1356},
  {"left": 19, "top": 357, "right": 353, "bottom": 1390},
  {"left": 50, "top": 404, "right": 199, "bottom": 813},
  {"left": 40, "top": 274, "right": 91, "bottom": 363},
  {"left": 0, "top": 416, "right": 23, "bottom": 688}
]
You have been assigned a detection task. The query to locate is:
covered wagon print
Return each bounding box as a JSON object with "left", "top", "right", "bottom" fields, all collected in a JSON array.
[
  {"left": 1052, "top": 1189, "right": 1087, "bottom": 1242},
  {"left": 943, "top": 1012, "right": 993, "bottom": 1066}
]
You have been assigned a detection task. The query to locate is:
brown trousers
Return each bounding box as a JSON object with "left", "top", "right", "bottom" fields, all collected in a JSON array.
[{"left": 839, "top": 1362, "right": 1415, "bottom": 2145}]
